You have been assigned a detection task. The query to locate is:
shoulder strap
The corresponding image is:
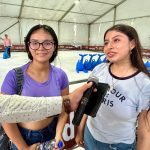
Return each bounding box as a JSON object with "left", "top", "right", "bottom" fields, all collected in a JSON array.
[
  {"left": 0, "top": 67, "right": 24, "bottom": 148},
  {"left": 14, "top": 67, "right": 24, "bottom": 95}
]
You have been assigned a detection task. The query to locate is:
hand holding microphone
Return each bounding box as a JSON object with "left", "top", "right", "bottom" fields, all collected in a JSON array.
[{"left": 72, "top": 76, "right": 99, "bottom": 126}]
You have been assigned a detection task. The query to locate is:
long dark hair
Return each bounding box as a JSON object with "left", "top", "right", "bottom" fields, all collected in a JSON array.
[
  {"left": 104, "top": 24, "right": 150, "bottom": 78},
  {"left": 24, "top": 24, "right": 58, "bottom": 63}
]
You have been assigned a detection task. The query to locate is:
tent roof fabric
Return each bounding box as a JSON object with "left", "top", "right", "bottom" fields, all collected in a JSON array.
[
  {"left": 1, "top": 0, "right": 150, "bottom": 24},
  {"left": 0, "top": 0, "right": 127, "bottom": 24}
]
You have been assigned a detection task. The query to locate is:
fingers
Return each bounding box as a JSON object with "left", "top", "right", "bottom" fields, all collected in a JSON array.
[
  {"left": 77, "top": 141, "right": 84, "bottom": 147},
  {"left": 80, "top": 82, "right": 93, "bottom": 92},
  {"left": 93, "top": 88, "right": 97, "bottom": 92},
  {"left": 69, "top": 82, "right": 93, "bottom": 112},
  {"left": 72, "top": 82, "right": 93, "bottom": 95},
  {"left": 75, "top": 136, "right": 84, "bottom": 148},
  {"left": 53, "top": 139, "right": 64, "bottom": 150}
]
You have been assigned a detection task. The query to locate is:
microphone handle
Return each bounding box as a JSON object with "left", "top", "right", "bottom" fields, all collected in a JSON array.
[
  {"left": 72, "top": 88, "right": 93, "bottom": 126},
  {"left": 72, "top": 97, "right": 88, "bottom": 126}
]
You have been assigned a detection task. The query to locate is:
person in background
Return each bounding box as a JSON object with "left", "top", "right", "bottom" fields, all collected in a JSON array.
[
  {"left": 3, "top": 34, "right": 12, "bottom": 57},
  {"left": 74, "top": 24, "right": 150, "bottom": 150},
  {"left": 1, "top": 24, "right": 69, "bottom": 150}
]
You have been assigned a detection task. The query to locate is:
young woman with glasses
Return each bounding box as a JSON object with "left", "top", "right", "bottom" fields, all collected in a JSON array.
[{"left": 1, "top": 24, "right": 69, "bottom": 150}]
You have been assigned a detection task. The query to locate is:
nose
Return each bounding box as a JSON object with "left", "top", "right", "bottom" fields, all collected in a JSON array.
[{"left": 38, "top": 43, "right": 44, "bottom": 50}]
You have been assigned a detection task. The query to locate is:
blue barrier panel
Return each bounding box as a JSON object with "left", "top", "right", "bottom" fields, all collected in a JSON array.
[
  {"left": 76, "top": 54, "right": 88, "bottom": 73},
  {"left": 145, "top": 61, "right": 150, "bottom": 72},
  {"left": 76, "top": 53, "right": 106, "bottom": 73}
]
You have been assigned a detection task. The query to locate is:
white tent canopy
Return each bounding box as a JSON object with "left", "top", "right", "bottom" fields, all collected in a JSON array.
[{"left": 0, "top": 0, "right": 150, "bottom": 48}]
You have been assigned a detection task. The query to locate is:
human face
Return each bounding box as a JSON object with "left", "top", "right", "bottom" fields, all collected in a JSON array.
[
  {"left": 29, "top": 28, "right": 55, "bottom": 63},
  {"left": 103, "top": 31, "right": 135, "bottom": 64},
  {"left": 5, "top": 34, "right": 8, "bottom": 38}
]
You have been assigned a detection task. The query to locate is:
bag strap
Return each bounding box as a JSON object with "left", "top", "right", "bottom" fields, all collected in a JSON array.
[
  {"left": 0, "top": 67, "right": 24, "bottom": 149},
  {"left": 14, "top": 67, "right": 24, "bottom": 95}
]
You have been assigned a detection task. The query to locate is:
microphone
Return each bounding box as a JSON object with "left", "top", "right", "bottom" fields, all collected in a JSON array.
[{"left": 72, "top": 76, "right": 99, "bottom": 126}]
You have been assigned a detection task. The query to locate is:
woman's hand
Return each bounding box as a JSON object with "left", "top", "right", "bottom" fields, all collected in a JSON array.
[
  {"left": 53, "top": 136, "right": 64, "bottom": 150},
  {"left": 75, "top": 130, "right": 84, "bottom": 147},
  {"left": 69, "top": 82, "right": 93, "bottom": 111}
]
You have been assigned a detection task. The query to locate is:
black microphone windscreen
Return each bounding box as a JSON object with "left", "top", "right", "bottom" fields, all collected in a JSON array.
[{"left": 88, "top": 76, "right": 99, "bottom": 84}]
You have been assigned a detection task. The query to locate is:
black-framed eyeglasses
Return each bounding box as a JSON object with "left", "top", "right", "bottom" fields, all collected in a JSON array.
[{"left": 28, "top": 40, "right": 55, "bottom": 50}]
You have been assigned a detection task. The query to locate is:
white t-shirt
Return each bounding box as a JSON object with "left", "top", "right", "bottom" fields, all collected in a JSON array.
[{"left": 87, "top": 63, "right": 150, "bottom": 144}]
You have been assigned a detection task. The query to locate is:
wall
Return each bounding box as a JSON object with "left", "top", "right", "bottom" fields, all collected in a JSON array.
[
  {"left": 89, "top": 0, "right": 150, "bottom": 48},
  {"left": 0, "top": 18, "right": 89, "bottom": 46},
  {"left": 59, "top": 22, "right": 88, "bottom": 45}
]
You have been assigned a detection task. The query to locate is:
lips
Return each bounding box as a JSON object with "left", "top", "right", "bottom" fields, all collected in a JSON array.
[
  {"left": 107, "top": 52, "right": 116, "bottom": 58},
  {"left": 37, "top": 53, "right": 48, "bottom": 56}
]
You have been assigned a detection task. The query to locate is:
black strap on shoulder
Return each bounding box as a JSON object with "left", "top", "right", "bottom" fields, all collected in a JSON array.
[
  {"left": 14, "top": 67, "right": 24, "bottom": 95},
  {"left": 0, "top": 68, "right": 23, "bottom": 149}
]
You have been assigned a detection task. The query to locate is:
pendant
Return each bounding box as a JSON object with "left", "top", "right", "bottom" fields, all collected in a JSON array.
[
  {"left": 109, "top": 85, "right": 114, "bottom": 91},
  {"left": 107, "top": 86, "right": 113, "bottom": 94}
]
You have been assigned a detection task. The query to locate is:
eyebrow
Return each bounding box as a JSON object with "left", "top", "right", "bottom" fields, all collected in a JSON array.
[{"left": 104, "top": 35, "right": 123, "bottom": 41}]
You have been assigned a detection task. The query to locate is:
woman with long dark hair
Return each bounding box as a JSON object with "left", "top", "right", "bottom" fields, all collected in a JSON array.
[{"left": 75, "top": 24, "right": 150, "bottom": 150}]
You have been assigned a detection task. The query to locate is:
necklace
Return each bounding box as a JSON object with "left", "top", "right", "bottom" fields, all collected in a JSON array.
[
  {"left": 107, "top": 66, "right": 120, "bottom": 94},
  {"left": 107, "top": 63, "right": 137, "bottom": 94},
  {"left": 108, "top": 76, "right": 119, "bottom": 94}
]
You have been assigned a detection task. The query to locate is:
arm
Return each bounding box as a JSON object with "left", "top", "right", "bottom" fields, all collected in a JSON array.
[
  {"left": 2, "top": 123, "right": 29, "bottom": 149},
  {"left": 55, "top": 87, "right": 69, "bottom": 147},
  {"left": 137, "top": 110, "right": 150, "bottom": 150},
  {"left": 2, "top": 122, "right": 41, "bottom": 149},
  {"left": 0, "top": 94, "right": 63, "bottom": 123},
  {"left": 75, "top": 114, "right": 88, "bottom": 147},
  {"left": 55, "top": 111, "right": 68, "bottom": 147},
  {"left": 0, "top": 82, "right": 93, "bottom": 123}
]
